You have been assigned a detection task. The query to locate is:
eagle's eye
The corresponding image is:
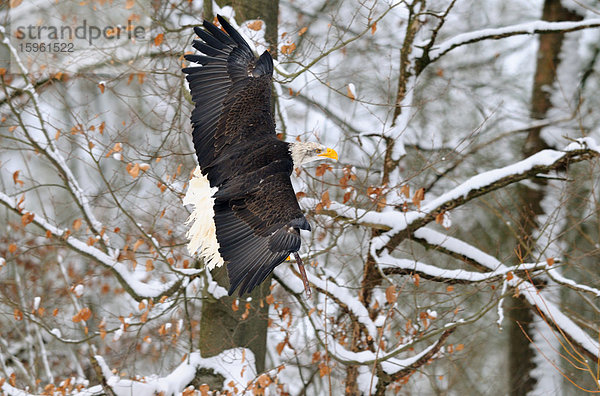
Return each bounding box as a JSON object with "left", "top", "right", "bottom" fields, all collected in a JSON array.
[{"left": 315, "top": 148, "right": 322, "bottom": 154}]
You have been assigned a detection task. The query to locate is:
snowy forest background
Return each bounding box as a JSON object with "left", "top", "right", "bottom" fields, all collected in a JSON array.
[{"left": 1, "top": 0, "right": 600, "bottom": 394}]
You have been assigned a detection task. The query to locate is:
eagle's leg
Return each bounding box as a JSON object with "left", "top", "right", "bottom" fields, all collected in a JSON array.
[{"left": 293, "top": 252, "right": 312, "bottom": 298}]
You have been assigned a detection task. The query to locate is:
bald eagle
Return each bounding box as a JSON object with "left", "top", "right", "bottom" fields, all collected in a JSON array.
[{"left": 182, "top": 15, "right": 338, "bottom": 296}]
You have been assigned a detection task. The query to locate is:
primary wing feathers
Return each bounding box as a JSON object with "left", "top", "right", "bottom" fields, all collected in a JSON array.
[{"left": 184, "top": 15, "right": 309, "bottom": 295}]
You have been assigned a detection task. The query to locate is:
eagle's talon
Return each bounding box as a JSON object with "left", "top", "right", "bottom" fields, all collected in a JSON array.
[{"left": 294, "top": 252, "right": 312, "bottom": 299}]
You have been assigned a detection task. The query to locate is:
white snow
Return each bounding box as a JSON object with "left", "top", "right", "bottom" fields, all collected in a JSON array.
[
  {"left": 347, "top": 82, "right": 357, "bottom": 99},
  {"left": 0, "top": 191, "right": 179, "bottom": 299},
  {"left": 415, "top": 228, "right": 600, "bottom": 357},
  {"left": 73, "top": 284, "right": 84, "bottom": 297},
  {"left": 429, "top": 18, "right": 600, "bottom": 62},
  {"left": 305, "top": 268, "right": 378, "bottom": 336},
  {"left": 496, "top": 279, "right": 508, "bottom": 329},
  {"left": 205, "top": 271, "right": 229, "bottom": 299},
  {"left": 548, "top": 268, "right": 600, "bottom": 297},
  {"left": 92, "top": 349, "right": 256, "bottom": 396},
  {"left": 376, "top": 253, "right": 548, "bottom": 283},
  {"left": 112, "top": 325, "right": 124, "bottom": 341}
]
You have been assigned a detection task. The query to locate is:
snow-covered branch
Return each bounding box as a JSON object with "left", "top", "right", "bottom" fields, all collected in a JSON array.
[
  {"left": 90, "top": 350, "right": 256, "bottom": 396},
  {"left": 307, "top": 139, "right": 600, "bottom": 250},
  {"left": 297, "top": 139, "right": 600, "bottom": 363},
  {"left": 0, "top": 27, "right": 110, "bottom": 251},
  {"left": 414, "top": 228, "right": 600, "bottom": 359},
  {"left": 0, "top": 350, "right": 255, "bottom": 396},
  {"left": 0, "top": 191, "right": 182, "bottom": 301},
  {"left": 422, "top": 18, "right": 600, "bottom": 69},
  {"left": 377, "top": 255, "right": 550, "bottom": 284},
  {"left": 274, "top": 265, "right": 489, "bottom": 368},
  {"left": 377, "top": 140, "right": 600, "bottom": 252}
]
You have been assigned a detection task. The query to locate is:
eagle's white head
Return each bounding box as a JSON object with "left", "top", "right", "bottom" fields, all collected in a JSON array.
[{"left": 290, "top": 141, "right": 338, "bottom": 168}]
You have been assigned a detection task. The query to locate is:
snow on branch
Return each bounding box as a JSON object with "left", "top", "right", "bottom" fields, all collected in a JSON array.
[
  {"left": 305, "top": 268, "right": 378, "bottom": 337},
  {"left": 424, "top": 18, "right": 600, "bottom": 67},
  {"left": 547, "top": 267, "right": 600, "bottom": 297},
  {"left": 297, "top": 139, "right": 600, "bottom": 359},
  {"left": 90, "top": 350, "right": 255, "bottom": 396},
  {"left": 307, "top": 139, "right": 600, "bottom": 252},
  {"left": 0, "top": 28, "right": 110, "bottom": 250},
  {"left": 0, "top": 191, "right": 182, "bottom": 301},
  {"left": 275, "top": 266, "right": 464, "bottom": 371},
  {"left": 376, "top": 139, "right": 600, "bottom": 252},
  {"left": 377, "top": 253, "right": 549, "bottom": 284},
  {"left": 414, "top": 227, "right": 600, "bottom": 358},
  {"left": 0, "top": 350, "right": 256, "bottom": 396}
]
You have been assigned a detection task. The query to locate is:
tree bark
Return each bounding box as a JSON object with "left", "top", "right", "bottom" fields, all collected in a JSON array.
[
  {"left": 199, "top": 266, "right": 272, "bottom": 373},
  {"left": 509, "top": 1, "right": 582, "bottom": 395},
  {"left": 216, "top": 0, "right": 279, "bottom": 56}
]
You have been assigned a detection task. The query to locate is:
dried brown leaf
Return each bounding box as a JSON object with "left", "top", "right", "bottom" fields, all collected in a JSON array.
[
  {"left": 385, "top": 284, "right": 397, "bottom": 304},
  {"left": 12, "top": 170, "right": 24, "bottom": 186},
  {"left": 321, "top": 190, "right": 331, "bottom": 208},
  {"left": 127, "top": 163, "right": 140, "bottom": 178},
  {"left": 315, "top": 163, "right": 332, "bottom": 177},
  {"left": 281, "top": 42, "right": 296, "bottom": 55},
  {"left": 412, "top": 187, "right": 425, "bottom": 208},
  {"left": 21, "top": 212, "right": 34, "bottom": 226},
  {"left": 413, "top": 273, "right": 420, "bottom": 287},
  {"left": 346, "top": 85, "right": 355, "bottom": 100},
  {"left": 400, "top": 184, "right": 410, "bottom": 198},
  {"left": 246, "top": 20, "right": 263, "bottom": 31}
]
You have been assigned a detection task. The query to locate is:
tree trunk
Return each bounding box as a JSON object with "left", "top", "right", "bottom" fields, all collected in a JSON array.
[
  {"left": 216, "top": 0, "right": 279, "bottom": 56},
  {"left": 198, "top": 0, "right": 279, "bottom": 377},
  {"left": 199, "top": 266, "right": 272, "bottom": 373},
  {"left": 509, "top": 1, "right": 582, "bottom": 395}
]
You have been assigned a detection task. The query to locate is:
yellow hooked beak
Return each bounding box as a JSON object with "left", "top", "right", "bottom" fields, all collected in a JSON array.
[{"left": 318, "top": 147, "right": 338, "bottom": 161}]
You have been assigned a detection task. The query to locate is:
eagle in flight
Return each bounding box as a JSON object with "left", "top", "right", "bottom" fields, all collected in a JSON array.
[{"left": 182, "top": 15, "right": 338, "bottom": 296}]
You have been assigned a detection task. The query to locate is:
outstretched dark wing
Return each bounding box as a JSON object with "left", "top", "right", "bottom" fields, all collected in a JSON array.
[
  {"left": 182, "top": 15, "right": 275, "bottom": 183},
  {"left": 183, "top": 15, "right": 310, "bottom": 295},
  {"left": 214, "top": 172, "right": 311, "bottom": 295}
]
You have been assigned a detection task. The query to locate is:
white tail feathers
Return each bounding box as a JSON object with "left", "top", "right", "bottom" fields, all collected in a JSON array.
[{"left": 183, "top": 166, "right": 224, "bottom": 270}]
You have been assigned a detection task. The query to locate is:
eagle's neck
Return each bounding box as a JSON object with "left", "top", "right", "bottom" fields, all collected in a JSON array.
[
  {"left": 289, "top": 141, "right": 312, "bottom": 168},
  {"left": 288, "top": 142, "right": 300, "bottom": 169}
]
